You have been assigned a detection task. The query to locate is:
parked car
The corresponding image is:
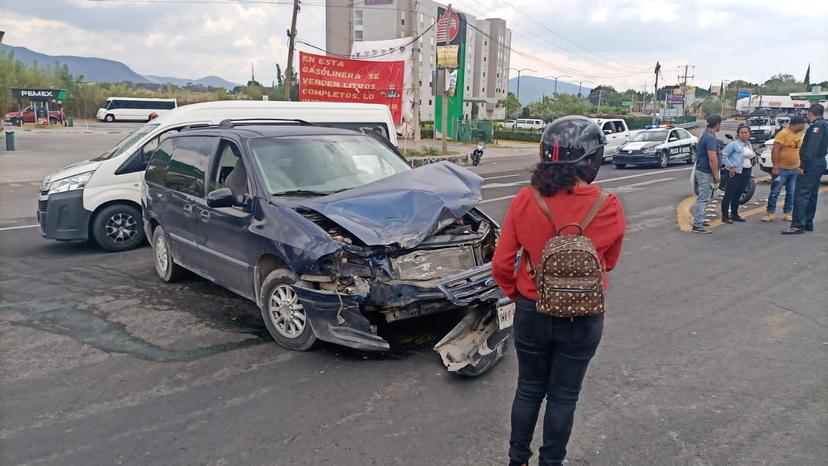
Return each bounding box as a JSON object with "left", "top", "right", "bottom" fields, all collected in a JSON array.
[
  {"left": 4, "top": 106, "right": 64, "bottom": 125},
  {"left": 142, "top": 121, "right": 512, "bottom": 376},
  {"left": 37, "top": 100, "right": 399, "bottom": 252},
  {"left": 501, "top": 119, "right": 516, "bottom": 129},
  {"left": 775, "top": 115, "right": 791, "bottom": 131},
  {"left": 614, "top": 127, "right": 698, "bottom": 168},
  {"left": 592, "top": 118, "right": 633, "bottom": 162},
  {"left": 514, "top": 118, "right": 545, "bottom": 131},
  {"left": 747, "top": 115, "right": 777, "bottom": 143}
]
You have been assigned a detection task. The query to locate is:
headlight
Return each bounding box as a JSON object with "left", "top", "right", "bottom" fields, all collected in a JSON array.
[
  {"left": 643, "top": 147, "right": 657, "bottom": 154},
  {"left": 47, "top": 171, "right": 94, "bottom": 194}
]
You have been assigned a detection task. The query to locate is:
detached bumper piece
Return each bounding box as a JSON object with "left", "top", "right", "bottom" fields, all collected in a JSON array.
[
  {"left": 37, "top": 190, "right": 91, "bottom": 241},
  {"left": 433, "top": 305, "right": 510, "bottom": 377}
]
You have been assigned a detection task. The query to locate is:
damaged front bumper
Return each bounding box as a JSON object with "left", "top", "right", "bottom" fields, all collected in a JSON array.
[{"left": 293, "top": 263, "right": 512, "bottom": 375}]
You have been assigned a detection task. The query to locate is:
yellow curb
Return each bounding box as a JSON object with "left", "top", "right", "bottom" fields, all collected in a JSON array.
[{"left": 677, "top": 180, "right": 827, "bottom": 232}]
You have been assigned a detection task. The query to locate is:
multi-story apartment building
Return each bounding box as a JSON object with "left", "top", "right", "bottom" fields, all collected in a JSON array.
[{"left": 325, "top": 0, "right": 512, "bottom": 121}]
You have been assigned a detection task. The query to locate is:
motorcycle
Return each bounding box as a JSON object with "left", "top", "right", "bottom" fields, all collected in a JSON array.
[
  {"left": 690, "top": 134, "right": 756, "bottom": 205},
  {"left": 471, "top": 141, "right": 485, "bottom": 167}
]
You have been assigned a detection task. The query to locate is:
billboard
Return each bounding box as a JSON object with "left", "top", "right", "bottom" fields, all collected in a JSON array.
[
  {"left": 435, "top": 7, "right": 467, "bottom": 139},
  {"left": 298, "top": 51, "right": 405, "bottom": 124}
]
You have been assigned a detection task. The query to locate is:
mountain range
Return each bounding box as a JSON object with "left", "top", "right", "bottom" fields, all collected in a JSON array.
[
  {"left": 1, "top": 44, "right": 238, "bottom": 89},
  {"left": 508, "top": 76, "right": 592, "bottom": 105}
]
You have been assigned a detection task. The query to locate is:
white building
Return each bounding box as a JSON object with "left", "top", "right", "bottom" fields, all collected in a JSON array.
[{"left": 325, "top": 0, "right": 512, "bottom": 121}]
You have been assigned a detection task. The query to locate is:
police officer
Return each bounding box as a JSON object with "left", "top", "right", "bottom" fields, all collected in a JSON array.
[{"left": 783, "top": 103, "right": 828, "bottom": 234}]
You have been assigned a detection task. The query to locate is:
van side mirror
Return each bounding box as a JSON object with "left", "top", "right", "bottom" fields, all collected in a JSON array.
[
  {"left": 207, "top": 188, "right": 236, "bottom": 208},
  {"left": 604, "top": 129, "right": 612, "bottom": 135},
  {"left": 669, "top": 136, "right": 678, "bottom": 142}
]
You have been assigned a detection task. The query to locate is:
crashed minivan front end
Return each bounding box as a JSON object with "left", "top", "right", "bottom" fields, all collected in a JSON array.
[{"left": 279, "top": 162, "right": 513, "bottom": 376}]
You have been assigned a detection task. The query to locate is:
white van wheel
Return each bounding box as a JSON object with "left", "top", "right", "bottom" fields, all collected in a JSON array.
[
  {"left": 91, "top": 204, "right": 145, "bottom": 252},
  {"left": 105, "top": 114, "right": 115, "bottom": 122}
]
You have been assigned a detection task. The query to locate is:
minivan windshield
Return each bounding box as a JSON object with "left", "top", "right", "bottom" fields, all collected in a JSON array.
[
  {"left": 249, "top": 135, "right": 411, "bottom": 195},
  {"left": 93, "top": 123, "right": 159, "bottom": 161},
  {"left": 748, "top": 117, "right": 770, "bottom": 126},
  {"left": 632, "top": 130, "right": 668, "bottom": 142}
]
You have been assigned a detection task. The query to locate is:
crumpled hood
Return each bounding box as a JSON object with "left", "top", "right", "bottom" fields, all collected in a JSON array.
[{"left": 300, "top": 161, "right": 483, "bottom": 248}]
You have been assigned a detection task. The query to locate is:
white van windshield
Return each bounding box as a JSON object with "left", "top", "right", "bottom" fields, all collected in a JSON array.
[
  {"left": 249, "top": 135, "right": 410, "bottom": 195},
  {"left": 93, "top": 123, "right": 159, "bottom": 161}
]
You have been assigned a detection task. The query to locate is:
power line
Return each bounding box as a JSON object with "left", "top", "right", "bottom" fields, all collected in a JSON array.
[{"left": 297, "top": 15, "right": 439, "bottom": 59}]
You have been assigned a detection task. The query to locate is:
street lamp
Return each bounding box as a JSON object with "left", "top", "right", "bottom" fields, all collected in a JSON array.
[
  {"left": 509, "top": 67, "right": 537, "bottom": 105},
  {"left": 577, "top": 80, "right": 594, "bottom": 98},
  {"left": 541, "top": 75, "right": 570, "bottom": 100}
]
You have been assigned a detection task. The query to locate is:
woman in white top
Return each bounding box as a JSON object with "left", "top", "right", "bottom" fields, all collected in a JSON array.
[{"left": 721, "top": 124, "right": 755, "bottom": 223}]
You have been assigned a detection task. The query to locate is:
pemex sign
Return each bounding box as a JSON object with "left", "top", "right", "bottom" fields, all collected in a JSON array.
[{"left": 11, "top": 88, "right": 68, "bottom": 101}]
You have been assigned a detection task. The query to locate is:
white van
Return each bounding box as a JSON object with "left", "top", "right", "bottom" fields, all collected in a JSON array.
[
  {"left": 96, "top": 97, "right": 177, "bottom": 122},
  {"left": 514, "top": 118, "right": 545, "bottom": 131},
  {"left": 38, "top": 101, "right": 399, "bottom": 251},
  {"left": 592, "top": 118, "right": 632, "bottom": 161}
]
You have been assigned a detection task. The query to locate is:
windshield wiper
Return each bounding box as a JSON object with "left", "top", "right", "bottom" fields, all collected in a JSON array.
[{"left": 272, "top": 189, "right": 332, "bottom": 196}]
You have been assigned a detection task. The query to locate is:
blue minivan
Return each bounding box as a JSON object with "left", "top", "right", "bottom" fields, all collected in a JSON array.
[{"left": 142, "top": 120, "right": 512, "bottom": 376}]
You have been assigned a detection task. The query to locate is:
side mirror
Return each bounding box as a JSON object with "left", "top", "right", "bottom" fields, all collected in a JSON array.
[
  {"left": 725, "top": 134, "right": 734, "bottom": 140},
  {"left": 207, "top": 188, "right": 235, "bottom": 208},
  {"left": 669, "top": 137, "right": 678, "bottom": 142},
  {"left": 604, "top": 129, "right": 613, "bottom": 135}
]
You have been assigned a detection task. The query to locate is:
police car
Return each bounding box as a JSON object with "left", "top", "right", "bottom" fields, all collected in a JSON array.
[{"left": 613, "top": 127, "right": 698, "bottom": 169}]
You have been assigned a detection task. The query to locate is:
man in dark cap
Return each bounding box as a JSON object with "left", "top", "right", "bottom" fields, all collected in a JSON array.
[
  {"left": 783, "top": 103, "right": 828, "bottom": 234},
  {"left": 692, "top": 114, "right": 723, "bottom": 234}
]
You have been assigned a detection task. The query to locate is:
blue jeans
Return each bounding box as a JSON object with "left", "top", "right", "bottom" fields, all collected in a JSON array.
[
  {"left": 792, "top": 162, "right": 827, "bottom": 230},
  {"left": 767, "top": 169, "right": 797, "bottom": 214},
  {"left": 693, "top": 170, "right": 716, "bottom": 227},
  {"left": 509, "top": 296, "right": 603, "bottom": 466}
]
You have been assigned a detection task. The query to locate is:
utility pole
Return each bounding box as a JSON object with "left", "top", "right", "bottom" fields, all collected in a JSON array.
[
  {"left": 284, "top": 0, "right": 301, "bottom": 101},
  {"left": 410, "top": 0, "right": 421, "bottom": 140},
  {"left": 440, "top": 4, "right": 452, "bottom": 155},
  {"left": 677, "top": 64, "right": 694, "bottom": 116},
  {"left": 720, "top": 79, "right": 730, "bottom": 115},
  {"left": 651, "top": 61, "right": 660, "bottom": 124}
]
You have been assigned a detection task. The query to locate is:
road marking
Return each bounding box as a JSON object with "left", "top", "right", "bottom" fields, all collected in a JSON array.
[
  {"left": 622, "top": 177, "right": 675, "bottom": 188},
  {"left": 483, "top": 173, "right": 524, "bottom": 181},
  {"left": 480, "top": 194, "right": 519, "bottom": 204},
  {"left": 482, "top": 180, "right": 529, "bottom": 189},
  {"left": 0, "top": 224, "right": 39, "bottom": 232}
]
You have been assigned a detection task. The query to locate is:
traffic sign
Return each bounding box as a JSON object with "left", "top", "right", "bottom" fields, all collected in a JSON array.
[
  {"left": 737, "top": 91, "right": 751, "bottom": 99},
  {"left": 622, "top": 101, "right": 631, "bottom": 107}
]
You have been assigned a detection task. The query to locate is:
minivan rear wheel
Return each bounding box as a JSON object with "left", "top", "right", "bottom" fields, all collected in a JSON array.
[
  {"left": 91, "top": 204, "right": 146, "bottom": 251},
  {"left": 152, "top": 225, "right": 184, "bottom": 282},
  {"left": 260, "top": 271, "right": 317, "bottom": 351},
  {"left": 104, "top": 114, "right": 115, "bottom": 122}
]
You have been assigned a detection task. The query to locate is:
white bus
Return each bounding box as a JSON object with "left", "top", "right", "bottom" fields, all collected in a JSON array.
[{"left": 96, "top": 97, "right": 177, "bottom": 122}]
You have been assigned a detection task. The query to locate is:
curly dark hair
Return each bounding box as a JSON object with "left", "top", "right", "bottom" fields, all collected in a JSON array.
[{"left": 530, "top": 162, "right": 584, "bottom": 197}]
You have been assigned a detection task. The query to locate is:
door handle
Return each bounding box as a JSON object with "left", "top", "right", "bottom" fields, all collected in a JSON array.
[
  {"left": 200, "top": 209, "right": 211, "bottom": 220},
  {"left": 183, "top": 204, "right": 193, "bottom": 213}
]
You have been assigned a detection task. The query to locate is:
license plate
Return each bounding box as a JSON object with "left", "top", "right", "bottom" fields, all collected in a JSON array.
[{"left": 496, "top": 301, "right": 515, "bottom": 330}]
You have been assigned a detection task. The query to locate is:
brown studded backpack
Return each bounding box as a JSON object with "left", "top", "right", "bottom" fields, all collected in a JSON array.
[{"left": 525, "top": 189, "right": 608, "bottom": 318}]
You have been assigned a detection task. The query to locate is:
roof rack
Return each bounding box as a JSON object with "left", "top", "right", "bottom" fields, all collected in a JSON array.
[{"left": 217, "top": 118, "right": 314, "bottom": 128}]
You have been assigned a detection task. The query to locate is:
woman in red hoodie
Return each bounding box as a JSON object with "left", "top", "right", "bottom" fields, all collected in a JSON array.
[{"left": 493, "top": 116, "right": 626, "bottom": 466}]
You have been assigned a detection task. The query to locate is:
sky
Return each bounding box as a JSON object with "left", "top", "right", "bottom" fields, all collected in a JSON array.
[{"left": 0, "top": 0, "right": 825, "bottom": 92}]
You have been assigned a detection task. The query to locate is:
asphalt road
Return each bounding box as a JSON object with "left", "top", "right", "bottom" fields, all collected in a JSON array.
[{"left": 1, "top": 127, "right": 826, "bottom": 465}]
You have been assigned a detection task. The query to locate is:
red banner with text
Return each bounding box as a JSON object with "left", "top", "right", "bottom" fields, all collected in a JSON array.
[{"left": 299, "top": 51, "right": 405, "bottom": 124}]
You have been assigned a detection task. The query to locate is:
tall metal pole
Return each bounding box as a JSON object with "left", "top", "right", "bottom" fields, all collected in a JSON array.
[
  {"left": 440, "top": 4, "right": 452, "bottom": 155},
  {"left": 651, "top": 61, "right": 661, "bottom": 124},
  {"left": 411, "top": 0, "right": 421, "bottom": 140},
  {"left": 284, "top": 0, "right": 301, "bottom": 101}
]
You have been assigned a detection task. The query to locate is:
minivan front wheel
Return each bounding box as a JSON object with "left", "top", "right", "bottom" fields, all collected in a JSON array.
[
  {"left": 91, "top": 204, "right": 146, "bottom": 251},
  {"left": 152, "top": 225, "right": 183, "bottom": 282},
  {"left": 104, "top": 114, "right": 115, "bottom": 122},
  {"left": 260, "top": 271, "right": 317, "bottom": 351}
]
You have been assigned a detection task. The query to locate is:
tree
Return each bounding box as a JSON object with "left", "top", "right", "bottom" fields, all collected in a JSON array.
[
  {"left": 497, "top": 92, "right": 520, "bottom": 118},
  {"left": 700, "top": 96, "right": 721, "bottom": 117},
  {"left": 588, "top": 85, "right": 618, "bottom": 106},
  {"left": 526, "top": 94, "right": 591, "bottom": 121}
]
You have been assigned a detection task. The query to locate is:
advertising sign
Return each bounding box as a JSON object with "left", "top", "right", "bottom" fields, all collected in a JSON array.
[
  {"left": 435, "top": 6, "right": 467, "bottom": 139},
  {"left": 737, "top": 90, "right": 751, "bottom": 99},
  {"left": 298, "top": 51, "right": 405, "bottom": 124},
  {"left": 364, "top": 0, "right": 393, "bottom": 4},
  {"left": 436, "top": 45, "right": 460, "bottom": 69},
  {"left": 668, "top": 95, "right": 685, "bottom": 104},
  {"left": 11, "top": 88, "right": 67, "bottom": 101}
]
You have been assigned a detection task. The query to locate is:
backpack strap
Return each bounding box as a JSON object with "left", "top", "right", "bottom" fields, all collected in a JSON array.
[
  {"left": 531, "top": 189, "right": 558, "bottom": 231},
  {"left": 579, "top": 191, "right": 609, "bottom": 230}
]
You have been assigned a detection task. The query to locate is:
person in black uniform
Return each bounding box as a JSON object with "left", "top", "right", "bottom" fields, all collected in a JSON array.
[{"left": 783, "top": 103, "right": 828, "bottom": 234}]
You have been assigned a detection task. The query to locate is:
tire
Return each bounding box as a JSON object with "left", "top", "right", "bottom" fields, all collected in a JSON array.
[
  {"left": 91, "top": 204, "right": 146, "bottom": 252},
  {"left": 614, "top": 163, "right": 627, "bottom": 169},
  {"left": 686, "top": 147, "right": 696, "bottom": 164},
  {"left": 49, "top": 117, "right": 58, "bottom": 125},
  {"left": 152, "top": 225, "right": 184, "bottom": 282},
  {"left": 658, "top": 152, "right": 669, "bottom": 168},
  {"left": 260, "top": 270, "right": 317, "bottom": 351},
  {"left": 739, "top": 177, "right": 756, "bottom": 205},
  {"left": 104, "top": 114, "right": 115, "bottom": 122}
]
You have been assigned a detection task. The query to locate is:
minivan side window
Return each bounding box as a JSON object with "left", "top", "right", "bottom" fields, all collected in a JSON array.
[{"left": 164, "top": 136, "right": 218, "bottom": 197}]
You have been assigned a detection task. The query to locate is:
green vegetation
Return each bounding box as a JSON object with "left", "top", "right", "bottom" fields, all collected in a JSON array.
[{"left": 0, "top": 49, "right": 298, "bottom": 118}]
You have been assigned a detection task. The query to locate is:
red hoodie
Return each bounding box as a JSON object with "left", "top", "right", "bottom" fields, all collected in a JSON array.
[{"left": 492, "top": 185, "right": 626, "bottom": 302}]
